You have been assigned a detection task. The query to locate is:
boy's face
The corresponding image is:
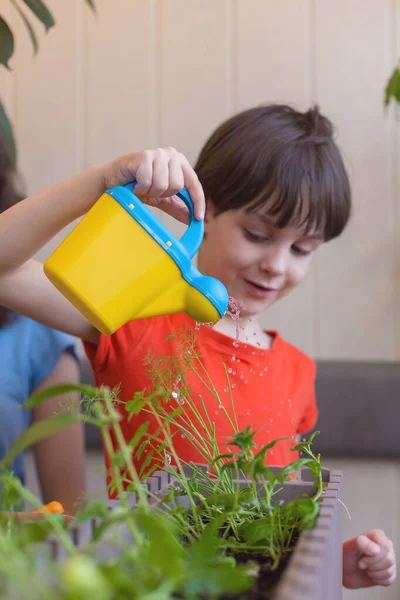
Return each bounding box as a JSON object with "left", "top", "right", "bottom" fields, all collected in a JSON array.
[{"left": 198, "top": 204, "right": 323, "bottom": 317}]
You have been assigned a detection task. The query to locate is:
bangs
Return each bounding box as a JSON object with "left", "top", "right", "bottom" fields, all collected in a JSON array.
[
  {"left": 229, "top": 136, "right": 350, "bottom": 241},
  {"left": 195, "top": 104, "right": 351, "bottom": 242}
]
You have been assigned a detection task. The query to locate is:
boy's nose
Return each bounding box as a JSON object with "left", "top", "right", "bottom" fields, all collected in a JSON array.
[{"left": 260, "top": 248, "right": 286, "bottom": 276}]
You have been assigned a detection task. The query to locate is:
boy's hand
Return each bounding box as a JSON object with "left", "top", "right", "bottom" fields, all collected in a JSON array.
[
  {"left": 343, "top": 529, "right": 396, "bottom": 588},
  {"left": 104, "top": 147, "right": 205, "bottom": 223}
]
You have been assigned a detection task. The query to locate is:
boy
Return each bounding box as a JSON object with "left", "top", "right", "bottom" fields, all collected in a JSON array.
[{"left": 0, "top": 104, "right": 396, "bottom": 587}]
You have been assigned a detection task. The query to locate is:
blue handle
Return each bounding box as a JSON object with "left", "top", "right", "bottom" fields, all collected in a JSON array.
[{"left": 124, "top": 183, "right": 203, "bottom": 259}]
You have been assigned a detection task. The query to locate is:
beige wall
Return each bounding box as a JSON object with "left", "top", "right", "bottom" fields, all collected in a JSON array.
[{"left": 1, "top": 0, "right": 399, "bottom": 361}]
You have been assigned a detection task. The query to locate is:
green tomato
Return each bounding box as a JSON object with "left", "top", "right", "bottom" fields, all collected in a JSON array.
[{"left": 60, "top": 555, "right": 112, "bottom": 600}]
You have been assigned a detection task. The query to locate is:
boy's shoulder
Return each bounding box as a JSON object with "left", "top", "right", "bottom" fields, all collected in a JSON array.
[{"left": 273, "top": 331, "right": 316, "bottom": 374}]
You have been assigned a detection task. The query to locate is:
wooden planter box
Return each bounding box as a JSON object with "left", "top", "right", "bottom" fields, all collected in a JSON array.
[{"left": 49, "top": 467, "right": 343, "bottom": 600}]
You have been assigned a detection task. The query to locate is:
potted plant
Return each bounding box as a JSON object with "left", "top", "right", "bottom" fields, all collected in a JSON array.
[{"left": 0, "top": 334, "right": 344, "bottom": 600}]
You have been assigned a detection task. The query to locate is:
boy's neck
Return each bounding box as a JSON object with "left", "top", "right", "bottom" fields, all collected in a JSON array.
[{"left": 212, "top": 314, "right": 273, "bottom": 349}]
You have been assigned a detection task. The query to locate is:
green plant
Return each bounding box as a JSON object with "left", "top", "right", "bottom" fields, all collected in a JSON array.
[
  {"left": 385, "top": 64, "right": 400, "bottom": 108},
  {"left": 0, "top": 328, "right": 327, "bottom": 599},
  {"left": 0, "top": 0, "right": 96, "bottom": 164}
]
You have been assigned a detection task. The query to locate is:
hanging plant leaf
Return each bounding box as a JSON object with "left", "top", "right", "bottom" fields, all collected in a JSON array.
[
  {"left": 85, "top": 0, "right": 97, "bottom": 11},
  {"left": 384, "top": 66, "right": 400, "bottom": 107},
  {"left": 10, "top": 0, "right": 38, "bottom": 55},
  {"left": 0, "top": 16, "right": 15, "bottom": 69},
  {"left": 21, "top": 0, "right": 55, "bottom": 31},
  {"left": 0, "top": 101, "right": 16, "bottom": 165}
]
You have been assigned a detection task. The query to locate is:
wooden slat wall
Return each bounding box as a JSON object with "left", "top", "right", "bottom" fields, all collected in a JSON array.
[{"left": 3, "top": 0, "right": 399, "bottom": 361}]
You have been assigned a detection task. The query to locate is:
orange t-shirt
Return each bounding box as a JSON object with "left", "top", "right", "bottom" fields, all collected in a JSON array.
[{"left": 84, "top": 313, "right": 318, "bottom": 490}]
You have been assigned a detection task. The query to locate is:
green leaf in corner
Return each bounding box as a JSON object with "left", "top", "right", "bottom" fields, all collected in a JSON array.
[
  {"left": 10, "top": 0, "right": 38, "bottom": 55},
  {"left": 21, "top": 0, "right": 55, "bottom": 32},
  {"left": 0, "top": 413, "right": 82, "bottom": 468},
  {"left": 85, "top": 0, "right": 97, "bottom": 12},
  {"left": 384, "top": 67, "right": 400, "bottom": 107},
  {"left": 0, "top": 101, "right": 16, "bottom": 165},
  {"left": 0, "top": 17, "right": 15, "bottom": 69}
]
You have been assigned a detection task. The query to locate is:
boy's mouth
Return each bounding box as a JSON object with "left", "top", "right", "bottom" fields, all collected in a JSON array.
[{"left": 243, "top": 279, "right": 277, "bottom": 298}]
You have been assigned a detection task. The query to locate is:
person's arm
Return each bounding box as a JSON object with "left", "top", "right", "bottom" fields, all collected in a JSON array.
[
  {"left": 32, "top": 350, "right": 85, "bottom": 516},
  {"left": 342, "top": 529, "right": 396, "bottom": 588},
  {"left": 0, "top": 148, "right": 205, "bottom": 343}
]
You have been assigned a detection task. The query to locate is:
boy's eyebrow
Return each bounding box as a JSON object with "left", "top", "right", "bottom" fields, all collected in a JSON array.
[{"left": 250, "top": 211, "right": 324, "bottom": 240}]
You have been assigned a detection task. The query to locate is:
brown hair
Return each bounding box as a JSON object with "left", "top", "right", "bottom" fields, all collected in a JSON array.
[
  {"left": 0, "top": 137, "right": 22, "bottom": 328},
  {"left": 194, "top": 104, "right": 351, "bottom": 241}
]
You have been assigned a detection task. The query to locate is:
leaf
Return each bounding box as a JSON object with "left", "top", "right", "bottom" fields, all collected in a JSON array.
[
  {"left": 0, "top": 17, "right": 15, "bottom": 69},
  {"left": 136, "top": 509, "right": 184, "bottom": 580},
  {"left": 72, "top": 500, "right": 109, "bottom": 524},
  {"left": 0, "top": 101, "right": 16, "bottom": 165},
  {"left": 11, "top": 0, "right": 38, "bottom": 55},
  {"left": 23, "top": 383, "right": 98, "bottom": 409},
  {"left": 0, "top": 413, "right": 81, "bottom": 467},
  {"left": 282, "top": 498, "right": 319, "bottom": 529},
  {"left": 21, "top": 0, "right": 55, "bottom": 31},
  {"left": 85, "top": 0, "right": 97, "bottom": 11},
  {"left": 385, "top": 67, "right": 400, "bottom": 107},
  {"left": 238, "top": 516, "right": 274, "bottom": 544},
  {"left": 128, "top": 422, "right": 149, "bottom": 450}
]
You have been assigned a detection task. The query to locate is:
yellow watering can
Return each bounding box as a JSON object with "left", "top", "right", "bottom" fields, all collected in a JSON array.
[{"left": 44, "top": 182, "right": 229, "bottom": 335}]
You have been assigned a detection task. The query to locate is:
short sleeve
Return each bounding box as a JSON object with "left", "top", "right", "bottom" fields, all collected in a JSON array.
[
  {"left": 296, "top": 359, "right": 319, "bottom": 434},
  {"left": 29, "top": 323, "right": 80, "bottom": 391}
]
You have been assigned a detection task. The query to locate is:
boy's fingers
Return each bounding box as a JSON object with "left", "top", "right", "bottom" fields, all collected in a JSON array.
[
  {"left": 360, "top": 547, "right": 395, "bottom": 571},
  {"left": 133, "top": 153, "right": 154, "bottom": 195},
  {"left": 355, "top": 534, "right": 381, "bottom": 558},
  {"left": 163, "top": 156, "right": 184, "bottom": 197},
  {"left": 181, "top": 160, "right": 205, "bottom": 221}
]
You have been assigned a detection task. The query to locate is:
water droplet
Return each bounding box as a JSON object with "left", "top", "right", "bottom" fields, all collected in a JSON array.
[
  {"left": 187, "top": 349, "right": 193, "bottom": 355},
  {"left": 232, "top": 371, "right": 236, "bottom": 376},
  {"left": 218, "top": 404, "right": 223, "bottom": 409},
  {"left": 250, "top": 368, "right": 253, "bottom": 373},
  {"left": 172, "top": 391, "right": 178, "bottom": 399},
  {"left": 231, "top": 355, "right": 236, "bottom": 362},
  {"left": 264, "top": 367, "right": 268, "bottom": 371},
  {"left": 228, "top": 368, "right": 233, "bottom": 374},
  {"left": 166, "top": 453, "right": 172, "bottom": 465},
  {"left": 180, "top": 434, "right": 185, "bottom": 438},
  {"left": 277, "top": 412, "right": 280, "bottom": 417},
  {"left": 246, "top": 410, "right": 251, "bottom": 415},
  {"left": 259, "top": 372, "right": 263, "bottom": 376},
  {"left": 269, "top": 418, "right": 273, "bottom": 422},
  {"left": 223, "top": 388, "right": 228, "bottom": 393},
  {"left": 261, "top": 352, "right": 264, "bottom": 357},
  {"left": 232, "top": 383, "right": 236, "bottom": 388},
  {"left": 237, "top": 359, "right": 241, "bottom": 363},
  {"left": 240, "top": 374, "right": 244, "bottom": 379},
  {"left": 215, "top": 410, "right": 220, "bottom": 415},
  {"left": 256, "top": 363, "right": 260, "bottom": 367},
  {"left": 251, "top": 351, "right": 256, "bottom": 355},
  {"left": 263, "top": 406, "right": 267, "bottom": 411},
  {"left": 244, "top": 380, "right": 248, "bottom": 384}
]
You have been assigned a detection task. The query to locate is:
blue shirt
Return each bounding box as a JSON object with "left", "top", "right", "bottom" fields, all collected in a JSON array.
[{"left": 0, "top": 314, "right": 79, "bottom": 481}]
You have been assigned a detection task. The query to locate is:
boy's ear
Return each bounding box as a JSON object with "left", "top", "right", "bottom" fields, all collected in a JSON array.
[{"left": 204, "top": 198, "right": 216, "bottom": 222}]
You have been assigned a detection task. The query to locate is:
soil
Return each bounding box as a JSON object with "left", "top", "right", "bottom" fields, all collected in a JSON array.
[{"left": 217, "top": 531, "right": 300, "bottom": 600}]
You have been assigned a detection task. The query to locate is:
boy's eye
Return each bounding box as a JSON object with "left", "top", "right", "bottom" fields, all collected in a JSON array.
[
  {"left": 292, "top": 245, "right": 311, "bottom": 256},
  {"left": 243, "top": 229, "right": 267, "bottom": 243}
]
